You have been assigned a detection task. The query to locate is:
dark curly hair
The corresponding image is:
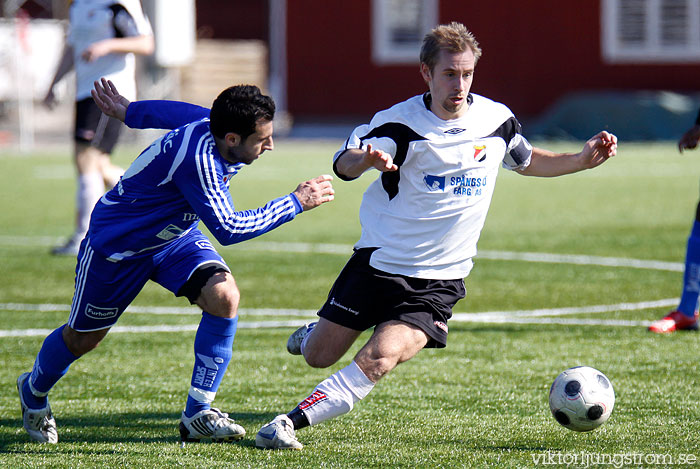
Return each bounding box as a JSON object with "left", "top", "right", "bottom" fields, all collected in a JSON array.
[{"left": 209, "top": 85, "right": 275, "bottom": 139}]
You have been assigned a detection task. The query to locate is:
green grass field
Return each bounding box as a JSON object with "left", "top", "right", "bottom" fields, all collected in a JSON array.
[{"left": 0, "top": 139, "right": 699, "bottom": 468}]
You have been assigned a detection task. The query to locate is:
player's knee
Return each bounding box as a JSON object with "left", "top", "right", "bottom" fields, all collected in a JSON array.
[
  {"left": 354, "top": 355, "right": 395, "bottom": 383},
  {"left": 190, "top": 268, "right": 240, "bottom": 318},
  {"left": 203, "top": 276, "right": 240, "bottom": 318},
  {"left": 215, "top": 285, "right": 240, "bottom": 318},
  {"left": 62, "top": 326, "right": 107, "bottom": 357}
]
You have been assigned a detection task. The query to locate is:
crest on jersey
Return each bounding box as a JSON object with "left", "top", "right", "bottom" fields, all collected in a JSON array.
[
  {"left": 423, "top": 174, "right": 446, "bottom": 192},
  {"left": 473, "top": 144, "right": 487, "bottom": 162}
]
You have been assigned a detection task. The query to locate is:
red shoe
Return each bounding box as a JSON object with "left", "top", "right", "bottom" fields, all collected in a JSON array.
[{"left": 648, "top": 310, "right": 699, "bottom": 333}]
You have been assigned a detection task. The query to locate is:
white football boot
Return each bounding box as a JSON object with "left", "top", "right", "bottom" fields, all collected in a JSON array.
[
  {"left": 255, "top": 414, "right": 303, "bottom": 450},
  {"left": 179, "top": 408, "right": 246, "bottom": 443},
  {"left": 17, "top": 372, "right": 58, "bottom": 444},
  {"left": 286, "top": 322, "right": 317, "bottom": 355}
]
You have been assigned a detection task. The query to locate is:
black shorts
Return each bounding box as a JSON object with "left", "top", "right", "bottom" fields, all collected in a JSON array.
[
  {"left": 74, "top": 97, "right": 123, "bottom": 153},
  {"left": 318, "top": 248, "right": 466, "bottom": 348}
]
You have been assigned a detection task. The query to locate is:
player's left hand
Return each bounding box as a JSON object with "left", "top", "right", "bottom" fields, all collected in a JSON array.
[
  {"left": 293, "top": 174, "right": 335, "bottom": 211},
  {"left": 81, "top": 41, "right": 111, "bottom": 63},
  {"left": 580, "top": 131, "right": 617, "bottom": 169},
  {"left": 91, "top": 78, "right": 130, "bottom": 122}
]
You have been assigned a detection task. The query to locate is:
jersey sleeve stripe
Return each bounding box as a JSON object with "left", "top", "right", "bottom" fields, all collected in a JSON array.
[{"left": 194, "top": 138, "right": 297, "bottom": 237}]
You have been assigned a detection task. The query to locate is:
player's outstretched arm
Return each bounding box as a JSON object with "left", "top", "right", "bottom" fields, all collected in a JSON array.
[
  {"left": 293, "top": 174, "right": 335, "bottom": 211},
  {"left": 518, "top": 131, "right": 617, "bottom": 177},
  {"left": 678, "top": 124, "right": 700, "bottom": 153},
  {"left": 334, "top": 144, "right": 398, "bottom": 180},
  {"left": 94, "top": 78, "right": 209, "bottom": 130},
  {"left": 91, "top": 78, "right": 130, "bottom": 122}
]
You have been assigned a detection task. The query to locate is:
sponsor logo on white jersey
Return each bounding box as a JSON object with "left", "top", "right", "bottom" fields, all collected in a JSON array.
[{"left": 423, "top": 174, "right": 446, "bottom": 192}]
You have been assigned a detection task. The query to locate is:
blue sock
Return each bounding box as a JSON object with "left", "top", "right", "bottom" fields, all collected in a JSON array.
[
  {"left": 678, "top": 221, "right": 700, "bottom": 317},
  {"left": 22, "top": 324, "right": 79, "bottom": 409},
  {"left": 184, "top": 313, "right": 237, "bottom": 418}
]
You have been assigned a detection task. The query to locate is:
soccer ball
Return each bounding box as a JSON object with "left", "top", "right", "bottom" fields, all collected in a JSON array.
[{"left": 548, "top": 366, "right": 615, "bottom": 432}]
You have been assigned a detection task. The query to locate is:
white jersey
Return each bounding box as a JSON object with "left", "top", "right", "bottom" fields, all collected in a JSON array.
[
  {"left": 334, "top": 93, "right": 533, "bottom": 280},
  {"left": 68, "top": 0, "right": 152, "bottom": 100}
]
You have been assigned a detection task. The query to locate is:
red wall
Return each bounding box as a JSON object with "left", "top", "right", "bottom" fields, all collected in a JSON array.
[
  {"left": 286, "top": 0, "right": 700, "bottom": 120},
  {"left": 286, "top": 0, "right": 424, "bottom": 119},
  {"left": 196, "top": 0, "right": 268, "bottom": 40}
]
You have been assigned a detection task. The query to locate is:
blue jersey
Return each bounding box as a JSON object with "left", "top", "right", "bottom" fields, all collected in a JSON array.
[{"left": 87, "top": 100, "right": 302, "bottom": 262}]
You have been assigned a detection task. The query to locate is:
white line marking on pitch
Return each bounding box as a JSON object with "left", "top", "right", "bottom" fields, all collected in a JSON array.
[
  {"left": 0, "top": 299, "right": 673, "bottom": 337},
  {"left": 0, "top": 237, "right": 684, "bottom": 272},
  {"left": 0, "top": 240, "right": 680, "bottom": 336}
]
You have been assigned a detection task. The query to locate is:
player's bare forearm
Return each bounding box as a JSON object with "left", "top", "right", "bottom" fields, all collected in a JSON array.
[
  {"left": 81, "top": 35, "right": 154, "bottom": 62},
  {"left": 334, "top": 144, "right": 398, "bottom": 179},
  {"left": 91, "top": 78, "right": 130, "bottom": 122},
  {"left": 518, "top": 131, "right": 617, "bottom": 177},
  {"left": 293, "top": 174, "right": 335, "bottom": 211}
]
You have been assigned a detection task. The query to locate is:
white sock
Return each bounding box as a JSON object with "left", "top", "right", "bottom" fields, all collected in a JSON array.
[
  {"left": 301, "top": 361, "right": 375, "bottom": 426},
  {"left": 76, "top": 172, "right": 104, "bottom": 236}
]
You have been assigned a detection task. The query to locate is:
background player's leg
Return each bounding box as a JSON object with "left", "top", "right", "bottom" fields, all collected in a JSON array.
[
  {"left": 98, "top": 151, "right": 124, "bottom": 189},
  {"left": 53, "top": 144, "right": 104, "bottom": 255},
  {"left": 650, "top": 202, "right": 700, "bottom": 332},
  {"left": 678, "top": 210, "right": 700, "bottom": 316}
]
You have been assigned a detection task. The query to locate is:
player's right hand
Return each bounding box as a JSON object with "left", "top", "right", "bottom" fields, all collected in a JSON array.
[
  {"left": 91, "top": 78, "right": 130, "bottom": 122},
  {"left": 364, "top": 143, "right": 398, "bottom": 172},
  {"left": 293, "top": 174, "right": 335, "bottom": 211}
]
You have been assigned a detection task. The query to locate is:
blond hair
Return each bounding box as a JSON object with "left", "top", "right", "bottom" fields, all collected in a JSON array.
[{"left": 420, "top": 22, "right": 482, "bottom": 72}]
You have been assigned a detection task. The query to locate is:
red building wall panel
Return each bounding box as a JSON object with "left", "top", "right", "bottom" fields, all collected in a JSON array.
[{"left": 286, "top": 0, "right": 700, "bottom": 119}]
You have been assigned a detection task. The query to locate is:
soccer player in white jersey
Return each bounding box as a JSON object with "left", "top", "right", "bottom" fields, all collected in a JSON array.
[
  {"left": 255, "top": 22, "right": 618, "bottom": 450},
  {"left": 44, "top": 0, "right": 154, "bottom": 255},
  {"left": 16, "top": 79, "right": 335, "bottom": 444}
]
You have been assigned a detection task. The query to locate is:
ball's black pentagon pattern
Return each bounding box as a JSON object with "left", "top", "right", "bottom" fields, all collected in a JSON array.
[
  {"left": 554, "top": 410, "right": 570, "bottom": 426},
  {"left": 564, "top": 380, "right": 581, "bottom": 396},
  {"left": 587, "top": 405, "right": 604, "bottom": 420}
]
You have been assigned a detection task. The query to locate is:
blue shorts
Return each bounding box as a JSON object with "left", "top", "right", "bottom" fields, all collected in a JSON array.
[{"left": 68, "top": 229, "right": 229, "bottom": 332}]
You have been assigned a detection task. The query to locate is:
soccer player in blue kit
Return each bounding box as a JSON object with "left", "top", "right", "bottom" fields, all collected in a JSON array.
[
  {"left": 649, "top": 110, "right": 700, "bottom": 333},
  {"left": 17, "top": 79, "right": 334, "bottom": 444}
]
